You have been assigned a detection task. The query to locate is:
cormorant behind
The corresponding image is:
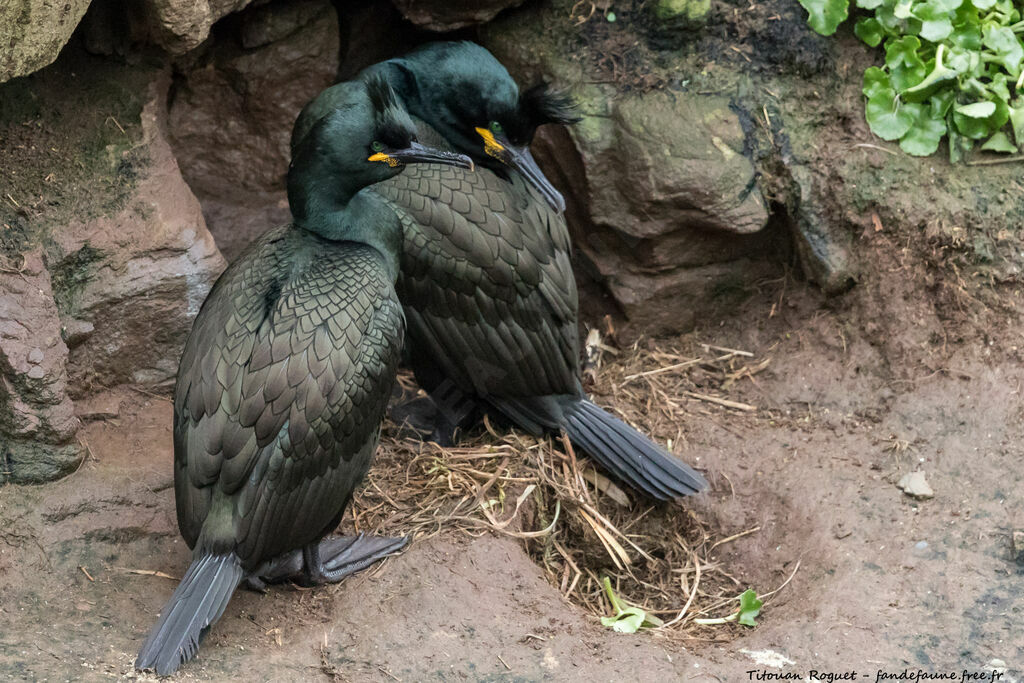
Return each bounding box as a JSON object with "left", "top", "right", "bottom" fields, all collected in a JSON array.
[{"left": 295, "top": 43, "right": 709, "bottom": 501}]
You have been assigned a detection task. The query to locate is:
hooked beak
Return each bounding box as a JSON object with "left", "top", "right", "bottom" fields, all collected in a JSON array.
[
  {"left": 370, "top": 141, "right": 474, "bottom": 171},
  {"left": 475, "top": 127, "right": 566, "bottom": 213}
]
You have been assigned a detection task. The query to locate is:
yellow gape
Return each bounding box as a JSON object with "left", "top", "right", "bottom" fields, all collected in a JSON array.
[
  {"left": 475, "top": 127, "right": 506, "bottom": 159},
  {"left": 368, "top": 152, "right": 400, "bottom": 167}
]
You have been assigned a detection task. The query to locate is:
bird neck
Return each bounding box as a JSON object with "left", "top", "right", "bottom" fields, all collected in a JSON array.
[{"left": 293, "top": 190, "right": 402, "bottom": 281}]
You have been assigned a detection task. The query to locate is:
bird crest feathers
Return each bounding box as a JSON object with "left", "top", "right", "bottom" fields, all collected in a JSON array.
[
  {"left": 521, "top": 83, "right": 581, "bottom": 126},
  {"left": 366, "top": 75, "right": 407, "bottom": 128},
  {"left": 365, "top": 74, "right": 417, "bottom": 146}
]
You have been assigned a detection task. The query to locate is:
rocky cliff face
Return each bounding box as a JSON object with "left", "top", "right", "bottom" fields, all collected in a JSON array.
[
  {"left": 0, "top": 0, "right": 94, "bottom": 83},
  {"left": 55, "top": 85, "right": 225, "bottom": 395},
  {"left": 4, "top": 0, "right": 1024, "bottom": 482},
  {"left": 0, "top": 46, "right": 225, "bottom": 483},
  {"left": 166, "top": 0, "right": 340, "bottom": 260},
  {"left": 0, "top": 252, "right": 83, "bottom": 483}
]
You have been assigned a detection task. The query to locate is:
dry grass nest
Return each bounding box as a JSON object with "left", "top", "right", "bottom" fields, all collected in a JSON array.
[{"left": 350, "top": 330, "right": 786, "bottom": 640}]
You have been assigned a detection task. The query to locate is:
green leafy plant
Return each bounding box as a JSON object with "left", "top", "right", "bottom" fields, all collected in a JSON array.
[
  {"left": 599, "top": 577, "right": 664, "bottom": 633},
  {"left": 736, "top": 589, "right": 763, "bottom": 626},
  {"left": 693, "top": 588, "right": 763, "bottom": 626},
  {"left": 797, "top": 0, "right": 1024, "bottom": 159}
]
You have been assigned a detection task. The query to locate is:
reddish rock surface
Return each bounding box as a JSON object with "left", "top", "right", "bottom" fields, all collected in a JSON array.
[
  {"left": 143, "top": 0, "right": 255, "bottom": 54},
  {"left": 484, "top": 14, "right": 776, "bottom": 336},
  {"left": 0, "top": 251, "right": 83, "bottom": 483},
  {"left": 51, "top": 79, "right": 225, "bottom": 396},
  {"left": 389, "top": 0, "right": 525, "bottom": 31},
  {"left": 166, "top": 0, "right": 339, "bottom": 261}
]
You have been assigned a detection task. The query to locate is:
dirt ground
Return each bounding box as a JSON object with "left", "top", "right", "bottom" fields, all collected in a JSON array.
[{"left": 2, "top": 263, "right": 1022, "bottom": 682}]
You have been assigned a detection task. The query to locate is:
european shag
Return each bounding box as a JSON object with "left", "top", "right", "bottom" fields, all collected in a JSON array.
[
  {"left": 295, "top": 42, "right": 708, "bottom": 500},
  {"left": 134, "top": 77, "right": 472, "bottom": 676}
]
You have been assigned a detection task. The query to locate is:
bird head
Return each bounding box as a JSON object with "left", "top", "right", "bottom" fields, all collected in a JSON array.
[
  {"left": 387, "top": 42, "right": 580, "bottom": 213},
  {"left": 288, "top": 76, "right": 473, "bottom": 222}
]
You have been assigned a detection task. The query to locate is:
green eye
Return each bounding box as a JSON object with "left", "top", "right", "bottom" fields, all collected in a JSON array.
[
  {"left": 489, "top": 121, "right": 503, "bottom": 134},
  {"left": 371, "top": 141, "right": 384, "bottom": 152}
]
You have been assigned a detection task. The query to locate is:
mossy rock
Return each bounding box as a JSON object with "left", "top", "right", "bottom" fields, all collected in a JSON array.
[
  {"left": 650, "top": 0, "right": 711, "bottom": 32},
  {"left": 0, "top": 45, "right": 153, "bottom": 258},
  {"left": 0, "top": 0, "right": 93, "bottom": 83},
  {"left": 2, "top": 439, "right": 85, "bottom": 484}
]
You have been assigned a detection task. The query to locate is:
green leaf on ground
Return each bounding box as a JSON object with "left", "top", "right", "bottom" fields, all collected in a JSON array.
[
  {"left": 798, "top": 0, "right": 850, "bottom": 35},
  {"left": 1009, "top": 100, "right": 1024, "bottom": 147},
  {"left": 855, "top": 17, "right": 886, "bottom": 46},
  {"left": 983, "top": 25, "right": 1024, "bottom": 76},
  {"left": 930, "top": 89, "right": 956, "bottom": 117},
  {"left": 900, "top": 104, "right": 947, "bottom": 155},
  {"left": 867, "top": 91, "right": 915, "bottom": 140},
  {"left": 956, "top": 101, "right": 997, "bottom": 118},
  {"left": 737, "top": 589, "right": 763, "bottom": 627},
  {"left": 913, "top": 4, "right": 954, "bottom": 41},
  {"left": 893, "top": 0, "right": 914, "bottom": 18},
  {"left": 801, "top": 0, "right": 1024, "bottom": 160},
  {"left": 863, "top": 66, "right": 893, "bottom": 98},
  {"left": 600, "top": 577, "right": 664, "bottom": 633},
  {"left": 980, "top": 130, "right": 1018, "bottom": 152},
  {"left": 904, "top": 45, "right": 962, "bottom": 102},
  {"left": 988, "top": 72, "right": 1012, "bottom": 104},
  {"left": 886, "top": 36, "right": 927, "bottom": 91},
  {"left": 953, "top": 97, "right": 1008, "bottom": 139}
]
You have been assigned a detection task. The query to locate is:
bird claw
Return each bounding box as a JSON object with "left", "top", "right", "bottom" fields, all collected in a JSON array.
[
  {"left": 248, "top": 548, "right": 305, "bottom": 586},
  {"left": 244, "top": 575, "right": 269, "bottom": 593}
]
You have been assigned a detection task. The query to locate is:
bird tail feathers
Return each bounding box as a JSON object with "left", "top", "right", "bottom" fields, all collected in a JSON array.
[
  {"left": 562, "top": 399, "right": 708, "bottom": 500},
  {"left": 135, "top": 552, "right": 244, "bottom": 676}
]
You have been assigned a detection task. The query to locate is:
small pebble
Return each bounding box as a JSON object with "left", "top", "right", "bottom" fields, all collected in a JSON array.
[
  {"left": 27, "top": 347, "right": 44, "bottom": 364},
  {"left": 986, "top": 660, "right": 1008, "bottom": 677},
  {"left": 1011, "top": 530, "right": 1024, "bottom": 565},
  {"left": 897, "top": 471, "right": 934, "bottom": 499}
]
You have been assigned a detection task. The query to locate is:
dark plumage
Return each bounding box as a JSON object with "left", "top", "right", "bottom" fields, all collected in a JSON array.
[
  {"left": 135, "top": 78, "right": 472, "bottom": 676},
  {"left": 295, "top": 42, "right": 708, "bottom": 501}
]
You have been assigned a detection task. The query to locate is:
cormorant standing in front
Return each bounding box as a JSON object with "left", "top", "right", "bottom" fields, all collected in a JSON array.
[{"left": 135, "top": 77, "right": 472, "bottom": 675}]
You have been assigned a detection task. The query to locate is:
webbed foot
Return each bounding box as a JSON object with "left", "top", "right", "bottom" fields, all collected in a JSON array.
[
  {"left": 247, "top": 534, "right": 408, "bottom": 587},
  {"left": 389, "top": 395, "right": 439, "bottom": 438},
  {"left": 302, "top": 534, "right": 409, "bottom": 585}
]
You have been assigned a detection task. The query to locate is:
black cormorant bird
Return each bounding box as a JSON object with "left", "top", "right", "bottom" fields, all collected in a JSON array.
[
  {"left": 294, "top": 42, "right": 708, "bottom": 501},
  {"left": 134, "top": 77, "right": 472, "bottom": 676}
]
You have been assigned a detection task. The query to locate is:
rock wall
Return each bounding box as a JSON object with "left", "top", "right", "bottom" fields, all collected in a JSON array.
[
  {"left": 54, "top": 81, "right": 225, "bottom": 395},
  {"left": 480, "top": 2, "right": 785, "bottom": 332},
  {"left": 0, "top": 41, "right": 225, "bottom": 483},
  {"left": 0, "top": 252, "right": 83, "bottom": 483},
  {"left": 167, "top": 0, "right": 340, "bottom": 260},
  {"left": 146, "top": 0, "right": 256, "bottom": 55},
  {"left": 0, "top": 0, "right": 93, "bottom": 83},
  {"left": 389, "top": 0, "right": 525, "bottom": 31},
  {"left": 0, "top": 0, "right": 251, "bottom": 83}
]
